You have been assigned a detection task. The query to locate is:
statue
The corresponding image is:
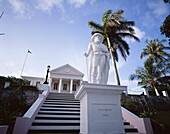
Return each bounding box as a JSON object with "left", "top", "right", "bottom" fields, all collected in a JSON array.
[{"left": 85, "top": 33, "right": 110, "bottom": 84}]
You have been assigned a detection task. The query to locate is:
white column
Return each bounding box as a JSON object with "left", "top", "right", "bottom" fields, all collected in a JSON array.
[
  {"left": 144, "top": 88, "right": 149, "bottom": 97},
  {"left": 59, "top": 79, "right": 62, "bottom": 93},
  {"left": 162, "top": 90, "right": 169, "bottom": 98},
  {"left": 80, "top": 80, "right": 83, "bottom": 85},
  {"left": 155, "top": 88, "right": 160, "bottom": 96},
  {"left": 48, "top": 78, "right": 52, "bottom": 92},
  {"left": 70, "top": 79, "right": 73, "bottom": 93}
]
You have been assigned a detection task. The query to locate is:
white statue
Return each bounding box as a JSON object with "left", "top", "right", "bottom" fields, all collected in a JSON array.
[{"left": 85, "top": 33, "right": 110, "bottom": 84}]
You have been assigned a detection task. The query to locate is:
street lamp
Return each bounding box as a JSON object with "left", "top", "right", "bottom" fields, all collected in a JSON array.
[{"left": 44, "top": 65, "right": 50, "bottom": 84}]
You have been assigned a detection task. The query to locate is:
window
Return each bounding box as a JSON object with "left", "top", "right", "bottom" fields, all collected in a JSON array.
[
  {"left": 63, "top": 83, "right": 67, "bottom": 90},
  {"left": 54, "top": 83, "right": 58, "bottom": 90},
  {"left": 73, "top": 84, "right": 77, "bottom": 91}
]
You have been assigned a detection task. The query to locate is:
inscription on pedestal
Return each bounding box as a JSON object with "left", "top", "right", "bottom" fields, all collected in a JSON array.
[{"left": 92, "top": 104, "right": 116, "bottom": 122}]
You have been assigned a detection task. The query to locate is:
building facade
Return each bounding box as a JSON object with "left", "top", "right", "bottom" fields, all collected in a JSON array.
[{"left": 22, "top": 64, "right": 84, "bottom": 94}]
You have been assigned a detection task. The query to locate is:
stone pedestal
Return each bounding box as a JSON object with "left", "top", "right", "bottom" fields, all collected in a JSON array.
[{"left": 75, "top": 82, "right": 126, "bottom": 134}]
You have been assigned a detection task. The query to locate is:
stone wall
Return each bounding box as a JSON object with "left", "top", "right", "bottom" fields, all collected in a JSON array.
[
  {"left": 0, "top": 86, "right": 40, "bottom": 106},
  {"left": 121, "top": 94, "right": 170, "bottom": 116},
  {"left": 0, "top": 86, "right": 40, "bottom": 133}
]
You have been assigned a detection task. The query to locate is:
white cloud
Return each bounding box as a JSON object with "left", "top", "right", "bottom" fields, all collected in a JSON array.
[
  {"left": 36, "top": 0, "right": 64, "bottom": 13},
  {"left": 4, "top": 61, "right": 15, "bottom": 67},
  {"left": 8, "top": 72, "right": 20, "bottom": 78},
  {"left": 67, "top": 0, "right": 87, "bottom": 8},
  {"left": 133, "top": 26, "right": 145, "bottom": 40},
  {"left": 7, "top": 0, "right": 33, "bottom": 19},
  {"left": 8, "top": 0, "right": 26, "bottom": 15},
  {"left": 68, "top": 19, "right": 74, "bottom": 24},
  {"left": 90, "top": 0, "right": 96, "bottom": 5},
  {"left": 121, "top": 79, "right": 143, "bottom": 94},
  {"left": 6, "top": 0, "right": 96, "bottom": 19},
  {"left": 142, "top": 11, "right": 156, "bottom": 28},
  {"left": 121, "top": 79, "right": 138, "bottom": 89},
  {"left": 147, "top": 1, "right": 169, "bottom": 17},
  {"left": 125, "top": 26, "right": 145, "bottom": 43}
]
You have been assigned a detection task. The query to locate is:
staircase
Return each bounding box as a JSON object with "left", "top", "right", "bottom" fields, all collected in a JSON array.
[{"left": 28, "top": 92, "right": 139, "bottom": 134}]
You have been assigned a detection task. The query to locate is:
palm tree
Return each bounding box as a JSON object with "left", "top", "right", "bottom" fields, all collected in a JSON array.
[
  {"left": 88, "top": 9, "right": 139, "bottom": 85},
  {"left": 130, "top": 59, "right": 164, "bottom": 96},
  {"left": 140, "top": 39, "right": 170, "bottom": 63}
]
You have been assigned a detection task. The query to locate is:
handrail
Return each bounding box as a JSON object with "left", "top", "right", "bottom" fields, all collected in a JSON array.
[
  {"left": 13, "top": 85, "right": 49, "bottom": 134},
  {"left": 121, "top": 107, "right": 153, "bottom": 134}
]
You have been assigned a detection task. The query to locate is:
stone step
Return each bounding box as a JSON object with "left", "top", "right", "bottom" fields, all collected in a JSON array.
[
  {"left": 40, "top": 107, "right": 80, "bottom": 111},
  {"left": 47, "top": 96, "right": 74, "bottom": 98},
  {"left": 43, "top": 102, "right": 80, "bottom": 105},
  {"left": 124, "top": 125, "right": 135, "bottom": 129},
  {"left": 47, "top": 94, "right": 75, "bottom": 98},
  {"left": 28, "top": 92, "right": 140, "bottom": 134},
  {"left": 48, "top": 95, "right": 74, "bottom": 97},
  {"left": 46, "top": 98, "right": 78, "bottom": 101},
  {"left": 45, "top": 100, "right": 79, "bottom": 103},
  {"left": 124, "top": 122, "right": 130, "bottom": 125},
  {"left": 126, "top": 132, "right": 139, "bottom": 134},
  {"left": 42, "top": 104, "right": 80, "bottom": 108},
  {"left": 38, "top": 111, "right": 80, "bottom": 115},
  {"left": 33, "top": 120, "right": 80, "bottom": 124},
  {"left": 125, "top": 127, "right": 138, "bottom": 133},
  {"left": 48, "top": 93, "right": 74, "bottom": 95},
  {"left": 29, "top": 126, "right": 80, "bottom": 131},
  {"left": 36, "top": 114, "right": 80, "bottom": 119}
]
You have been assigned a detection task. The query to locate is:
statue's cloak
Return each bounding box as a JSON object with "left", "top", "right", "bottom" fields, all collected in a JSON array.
[{"left": 87, "top": 43, "right": 110, "bottom": 84}]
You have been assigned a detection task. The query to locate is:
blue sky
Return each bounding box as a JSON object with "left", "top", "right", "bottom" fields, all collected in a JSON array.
[{"left": 0, "top": 0, "right": 169, "bottom": 94}]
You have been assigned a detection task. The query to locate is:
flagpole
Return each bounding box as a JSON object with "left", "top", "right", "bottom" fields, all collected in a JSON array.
[{"left": 20, "top": 50, "right": 31, "bottom": 77}]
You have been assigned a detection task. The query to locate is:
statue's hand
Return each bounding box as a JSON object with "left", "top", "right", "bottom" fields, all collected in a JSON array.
[{"left": 84, "top": 53, "right": 88, "bottom": 57}]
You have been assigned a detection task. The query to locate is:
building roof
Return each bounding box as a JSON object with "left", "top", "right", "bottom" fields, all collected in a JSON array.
[
  {"left": 50, "top": 64, "right": 84, "bottom": 77},
  {"left": 22, "top": 76, "right": 45, "bottom": 80}
]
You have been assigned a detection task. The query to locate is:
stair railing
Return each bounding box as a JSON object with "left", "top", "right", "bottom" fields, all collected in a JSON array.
[
  {"left": 13, "top": 85, "right": 50, "bottom": 134},
  {"left": 121, "top": 107, "right": 153, "bottom": 134}
]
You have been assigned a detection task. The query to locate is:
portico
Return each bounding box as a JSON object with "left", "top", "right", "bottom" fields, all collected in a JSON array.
[{"left": 49, "top": 64, "right": 84, "bottom": 93}]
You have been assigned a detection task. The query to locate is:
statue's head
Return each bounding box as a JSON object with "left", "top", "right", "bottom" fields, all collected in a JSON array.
[{"left": 91, "top": 33, "right": 103, "bottom": 44}]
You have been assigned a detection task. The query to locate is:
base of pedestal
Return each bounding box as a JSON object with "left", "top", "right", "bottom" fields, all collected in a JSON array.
[{"left": 75, "top": 83, "right": 126, "bottom": 134}]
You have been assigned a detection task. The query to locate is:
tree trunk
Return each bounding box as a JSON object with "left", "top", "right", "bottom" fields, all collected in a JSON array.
[{"left": 106, "top": 36, "right": 120, "bottom": 85}]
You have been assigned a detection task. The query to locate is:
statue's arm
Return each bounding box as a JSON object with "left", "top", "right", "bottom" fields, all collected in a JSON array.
[{"left": 85, "top": 43, "right": 92, "bottom": 57}]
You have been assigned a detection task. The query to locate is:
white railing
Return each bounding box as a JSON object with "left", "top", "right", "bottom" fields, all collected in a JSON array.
[
  {"left": 121, "top": 107, "right": 153, "bottom": 134},
  {"left": 13, "top": 85, "right": 50, "bottom": 134},
  {"left": 0, "top": 125, "right": 8, "bottom": 134}
]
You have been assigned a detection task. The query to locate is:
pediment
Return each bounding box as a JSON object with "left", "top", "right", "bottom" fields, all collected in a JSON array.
[{"left": 50, "top": 64, "right": 84, "bottom": 76}]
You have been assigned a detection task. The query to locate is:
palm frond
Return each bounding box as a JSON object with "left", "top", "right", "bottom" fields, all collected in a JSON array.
[
  {"left": 111, "top": 10, "right": 124, "bottom": 20},
  {"left": 102, "top": 9, "right": 112, "bottom": 26},
  {"left": 117, "top": 33, "right": 140, "bottom": 42},
  {"left": 88, "top": 21, "right": 103, "bottom": 31},
  {"left": 120, "top": 20, "right": 135, "bottom": 26}
]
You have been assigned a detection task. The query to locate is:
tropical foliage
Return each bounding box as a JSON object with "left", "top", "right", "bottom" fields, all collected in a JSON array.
[
  {"left": 160, "top": 1, "right": 170, "bottom": 44},
  {"left": 163, "top": 0, "right": 170, "bottom": 3},
  {"left": 130, "top": 39, "right": 170, "bottom": 95},
  {"left": 140, "top": 39, "right": 170, "bottom": 62},
  {"left": 160, "top": 15, "right": 170, "bottom": 42},
  {"left": 0, "top": 76, "right": 30, "bottom": 88},
  {"left": 0, "top": 76, "right": 39, "bottom": 133},
  {"left": 130, "top": 59, "right": 169, "bottom": 95},
  {"left": 88, "top": 9, "right": 139, "bottom": 85}
]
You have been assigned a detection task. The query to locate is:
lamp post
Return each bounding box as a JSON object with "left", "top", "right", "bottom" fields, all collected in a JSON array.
[{"left": 44, "top": 65, "right": 50, "bottom": 84}]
